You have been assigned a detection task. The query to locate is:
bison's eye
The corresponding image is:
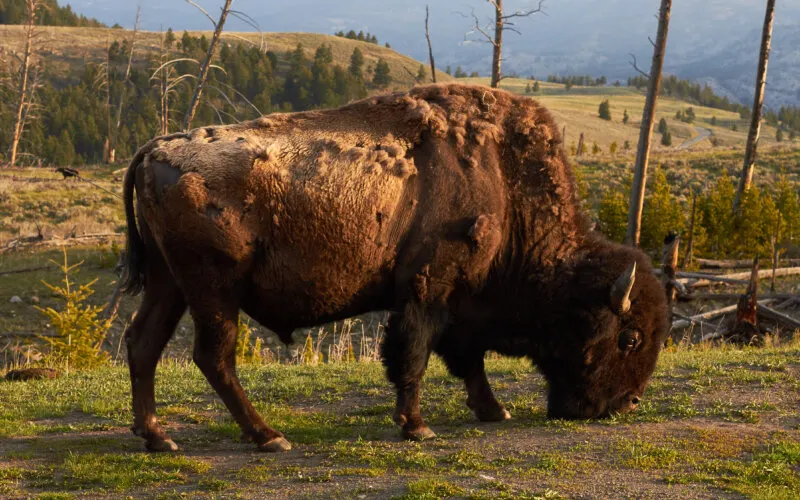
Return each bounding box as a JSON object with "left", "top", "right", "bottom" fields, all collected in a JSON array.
[{"left": 618, "top": 330, "right": 641, "bottom": 352}]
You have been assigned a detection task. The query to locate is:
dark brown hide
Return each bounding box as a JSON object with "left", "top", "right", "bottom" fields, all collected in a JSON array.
[{"left": 121, "top": 83, "right": 668, "bottom": 451}]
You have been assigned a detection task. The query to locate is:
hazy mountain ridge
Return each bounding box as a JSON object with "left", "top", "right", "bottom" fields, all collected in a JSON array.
[{"left": 62, "top": 0, "right": 800, "bottom": 107}]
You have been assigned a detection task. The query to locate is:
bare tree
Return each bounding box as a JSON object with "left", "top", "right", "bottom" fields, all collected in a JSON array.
[
  {"left": 152, "top": 30, "right": 174, "bottom": 135},
  {"left": 8, "top": 0, "right": 43, "bottom": 167},
  {"left": 462, "top": 0, "right": 545, "bottom": 88},
  {"left": 106, "top": 5, "right": 142, "bottom": 164},
  {"left": 183, "top": 0, "right": 234, "bottom": 131},
  {"left": 733, "top": 0, "right": 776, "bottom": 214},
  {"left": 425, "top": 5, "right": 437, "bottom": 83},
  {"left": 625, "top": 0, "right": 672, "bottom": 247}
]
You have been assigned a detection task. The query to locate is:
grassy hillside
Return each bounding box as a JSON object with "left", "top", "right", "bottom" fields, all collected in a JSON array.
[
  {"left": 462, "top": 77, "right": 789, "bottom": 153},
  {"left": 0, "top": 25, "right": 451, "bottom": 89}
]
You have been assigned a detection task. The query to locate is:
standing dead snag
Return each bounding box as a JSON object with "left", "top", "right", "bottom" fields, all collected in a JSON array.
[
  {"left": 182, "top": 0, "right": 233, "bottom": 131},
  {"left": 626, "top": 0, "right": 672, "bottom": 246},
  {"left": 107, "top": 6, "right": 142, "bottom": 164},
  {"left": 661, "top": 232, "right": 680, "bottom": 311},
  {"left": 425, "top": 5, "right": 437, "bottom": 83},
  {"left": 462, "top": 0, "right": 545, "bottom": 88},
  {"left": 682, "top": 192, "right": 697, "bottom": 270},
  {"left": 8, "top": 0, "right": 42, "bottom": 167},
  {"left": 732, "top": 256, "right": 760, "bottom": 342},
  {"left": 734, "top": 0, "right": 776, "bottom": 214}
]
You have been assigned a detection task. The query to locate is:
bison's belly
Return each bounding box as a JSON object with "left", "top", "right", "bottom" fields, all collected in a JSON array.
[{"left": 239, "top": 153, "right": 418, "bottom": 327}]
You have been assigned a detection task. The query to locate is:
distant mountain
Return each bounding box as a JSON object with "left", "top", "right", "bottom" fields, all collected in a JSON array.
[{"left": 62, "top": 0, "right": 800, "bottom": 107}]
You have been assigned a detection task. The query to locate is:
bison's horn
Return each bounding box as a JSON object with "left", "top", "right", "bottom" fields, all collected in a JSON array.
[{"left": 610, "top": 262, "right": 636, "bottom": 314}]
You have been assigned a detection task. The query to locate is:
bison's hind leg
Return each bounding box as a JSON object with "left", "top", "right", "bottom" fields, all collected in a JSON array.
[
  {"left": 435, "top": 339, "right": 511, "bottom": 423},
  {"left": 189, "top": 297, "right": 290, "bottom": 452},
  {"left": 125, "top": 261, "right": 187, "bottom": 451}
]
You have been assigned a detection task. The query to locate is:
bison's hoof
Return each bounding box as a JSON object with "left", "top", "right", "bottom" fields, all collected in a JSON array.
[
  {"left": 146, "top": 437, "right": 179, "bottom": 452},
  {"left": 258, "top": 436, "right": 292, "bottom": 453},
  {"left": 474, "top": 406, "right": 512, "bottom": 422},
  {"left": 403, "top": 426, "right": 436, "bottom": 442}
]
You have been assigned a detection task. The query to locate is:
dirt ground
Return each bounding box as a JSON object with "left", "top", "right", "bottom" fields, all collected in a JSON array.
[{"left": 0, "top": 344, "right": 798, "bottom": 499}]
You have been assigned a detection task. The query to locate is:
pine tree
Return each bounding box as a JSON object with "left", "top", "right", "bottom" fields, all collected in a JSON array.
[
  {"left": 658, "top": 117, "right": 668, "bottom": 135},
  {"left": 454, "top": 66, "right": 467, "bottom": 78},
  {"left": 700, "top": 175, "right": 736, "bottom": 257},
  {"left": 640, "top": 167, "right": 685, "bottom": 254},
  {"left": 776, "top": 128, "right": 784, "bottom": 142},
  {"left": 598, "top": 99, "right": 611, "bottom": 121},
  {"left": 348, "top": 47, "right": 364, "bottom": 79},
  {"left": 164, "top": 27, "right": 176, "bottom": 48},
  {"left": 661, "top": 130, "right": 672, "bottom": 146},
  {"left": 623, "top": 140, "right": 631, "bottom": 151},
  {"left": 622, "top": 109, "right": 629, "bottom": 124},
  {"left": 416, "top": 64, "right": 426, "bottom": 82},
  {"left": 445, "top": 65, "right": 452, "bottom": 76},
  {"left": 609, "top": 141, "right": 618, "bottom": 155},
  {"left": 533, "top": 81, "right": 540, "bottom": 92},
  {"left": 710, "top": 115, "right": 717, "bottom": 126},
  {"left": 592, "top": 142, "right": 600, "bottom": 154},
  {"left": 776, "top": 173, "right": 800, "bottom": 243},
  {"left": 372, "top": 58, "right": 391, "bottom": 88},
  {"left": 598, "top": 183, "right": 630, "bottom": 243},
  {"left": 525, "top": 83, "right": 531, "bottom": 93}
]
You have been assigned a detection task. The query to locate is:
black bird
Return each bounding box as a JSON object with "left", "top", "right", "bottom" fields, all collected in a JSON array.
[{"left": 55, "top": 167, "right": 80, "bottom": 179}]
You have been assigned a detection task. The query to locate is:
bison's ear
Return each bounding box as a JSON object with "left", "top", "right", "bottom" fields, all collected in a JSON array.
[{"left": 610, "top": 262, "right": 636, "bottom": 315}]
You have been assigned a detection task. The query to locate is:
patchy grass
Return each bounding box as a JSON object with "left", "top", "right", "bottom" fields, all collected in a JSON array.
[{"left": 0, "top": 339, "right": 796, "bottom": 497}]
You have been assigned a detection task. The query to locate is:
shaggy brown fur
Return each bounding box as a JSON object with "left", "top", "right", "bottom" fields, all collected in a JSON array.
[{"left": 121, "top": 83, "right": 668, "bottom": 452}]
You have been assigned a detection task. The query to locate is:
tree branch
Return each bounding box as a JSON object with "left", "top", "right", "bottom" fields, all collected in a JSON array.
[
  {"left": 629, "top": 53, "right": 650, "bottom": 79},
  {"left": 501, "top": 0, "right": 545, "bottom": 19},
  {"left": 184, "top": 0, "right": 217, "bottom": 27}
]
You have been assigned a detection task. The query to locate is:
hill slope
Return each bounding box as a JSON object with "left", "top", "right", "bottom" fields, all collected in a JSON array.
[{"left": 0, "top": 25, "right": 452, "bottom": 88}]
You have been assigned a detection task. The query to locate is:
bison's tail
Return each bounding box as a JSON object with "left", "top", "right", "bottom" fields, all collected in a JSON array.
[{"left": 120, "top": 149, "right": 148, "bottom": 296}]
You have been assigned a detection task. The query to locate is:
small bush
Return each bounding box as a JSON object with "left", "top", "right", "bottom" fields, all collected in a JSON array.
[{"left": 36, "top": 248, "right": 113, "bottom": 370}]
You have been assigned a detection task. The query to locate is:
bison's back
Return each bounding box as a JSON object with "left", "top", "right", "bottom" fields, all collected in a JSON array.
[{"left": 131, "top": 83, "right": 573, "bottom": 327}]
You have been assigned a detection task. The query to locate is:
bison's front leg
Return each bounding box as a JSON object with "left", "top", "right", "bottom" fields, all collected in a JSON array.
[
  {"left": 436, "top": 343, "right": 511, "bottom": 422},
  {"left": 190, "top": 301, "right": 291, "bottom": 452},
  {"left": 381, "top": 301, "right": 445, "bottom": 441}
]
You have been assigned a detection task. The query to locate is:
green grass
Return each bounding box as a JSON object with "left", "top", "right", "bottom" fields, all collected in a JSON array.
[{"left": 0, "top": 339, "right": 796, "bottom": 497}]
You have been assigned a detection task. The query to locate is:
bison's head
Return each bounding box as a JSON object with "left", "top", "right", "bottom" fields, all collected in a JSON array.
[{"left": 535, "top": 247, "right": 669, "bottom": 420}]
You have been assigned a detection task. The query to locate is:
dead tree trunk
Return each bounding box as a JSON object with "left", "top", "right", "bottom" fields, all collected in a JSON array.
[
  {"left": 425, "top": 5, "right": 437, "bottom": 83},
  {"left": 465, "top": 1, "right": 543, "bottom": 89},
  {"left": 8, "top": 0, "right": 40, "bottom": 167},
  {"left": 576, "top": 132, "right": 585, "bottom": 157},
  {"left": 682, "top": 192, "right": 697, "bottom": 270},
  {"left": 733, "top": 0, "right": 776, "bottom": 214},
  {"left": 661, "top": 232, "right": 680, "bottom": 311},
  {"left": 108, "top": 6, "right": 141, "bottom": 164},
  {"left": 732, "top": 256, "right": 760, "bottom": 341},
  {"left": 183, "top": 0, "right": 233, "bottom": 131},
  {"left": 490, "top": 0, "right": 503, "bottom": 88},
  {"left": 625, "top": 0, "right": 672, "bottom": 246}
]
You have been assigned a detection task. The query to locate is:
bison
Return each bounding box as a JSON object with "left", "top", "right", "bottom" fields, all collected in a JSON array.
[{"left": 121, "top": 83, "right": 668, "bottom": 452}]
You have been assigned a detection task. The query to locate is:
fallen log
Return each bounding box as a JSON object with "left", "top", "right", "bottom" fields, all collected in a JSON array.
[
  {"left": 682, "top": 267, "right": 800, "bottom": 288},
  {"left": 671, "top": 299, "right": 777, "bottom": 330},
  {"left": 681, "top": 292, "right": 797, "bottom": 302},
  {"left": 758, "top": 305, "right": 800, "bottom": 331},
  {"left": 0, "top": 265, "right": 53, "bottom": 276},
  {"left": 697, "top": 258, "right": 800, "bottom": 269}
]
